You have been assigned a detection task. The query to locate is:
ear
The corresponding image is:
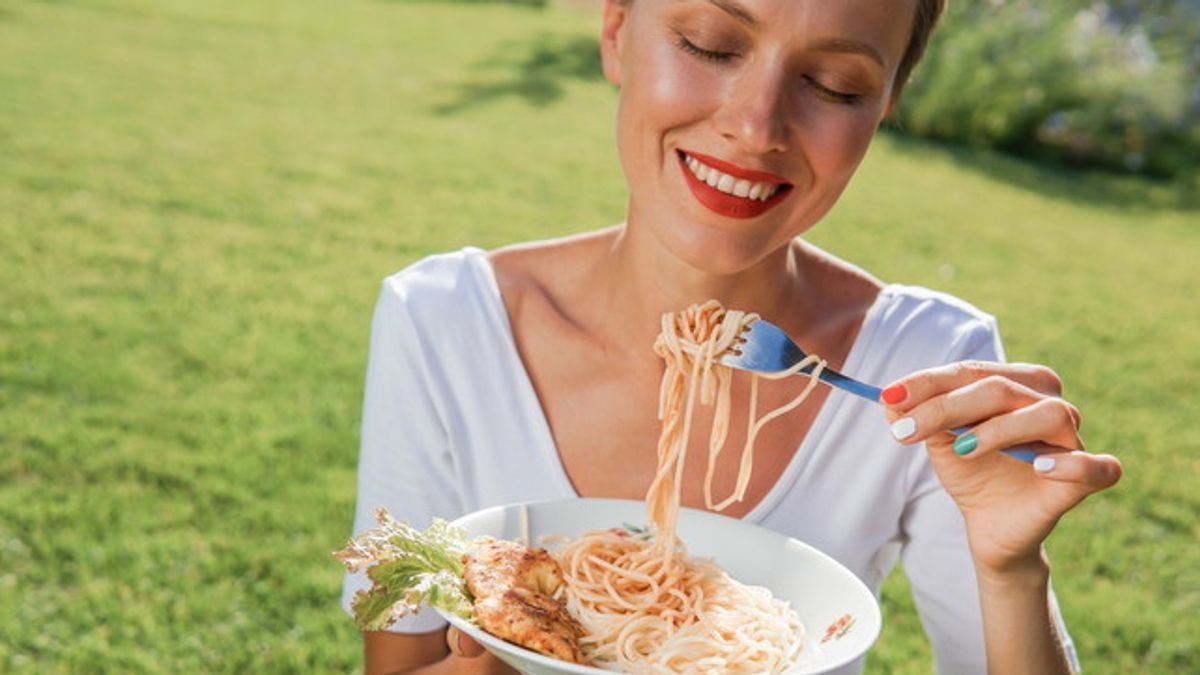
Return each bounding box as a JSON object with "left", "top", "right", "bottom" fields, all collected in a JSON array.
[
  {"left": 599, "top": 0, "right": 630, "bottom": 86},
  {"left": 879, "top": 84, "right": 903, "bottom": 125},
  {"left": 881, "top": 94, "right": 897, "bottom": 122}
]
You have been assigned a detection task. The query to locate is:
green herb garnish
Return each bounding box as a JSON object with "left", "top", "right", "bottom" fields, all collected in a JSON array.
[{"left": 334, "top": 508, "right": 473, "bottom": 630}]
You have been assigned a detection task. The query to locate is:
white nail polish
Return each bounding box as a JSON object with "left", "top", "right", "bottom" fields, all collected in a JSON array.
[
  {"left": 1034, "top": 457, "right": 1056, "bottom": 473},
  {"left": 891, "top": 417, "right": 917, "bottom": 441}
]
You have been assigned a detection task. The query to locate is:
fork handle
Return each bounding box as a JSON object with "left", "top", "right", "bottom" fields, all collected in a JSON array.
[
  {"left": 815, "top": 367, "right": 884, "bottom": 401},
  {"left": 806, "top": 365, "right": 1038, "bottom": 464},
  {"left": 947, "top": 428, "right": 1038, "bottom": 464}
]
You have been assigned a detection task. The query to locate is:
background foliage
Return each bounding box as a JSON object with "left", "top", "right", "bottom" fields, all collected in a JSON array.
[
  {"left": 1, "top": 0, "right": 1197, "bottom": 673},
  {"left": 897, "top": 0, "right": 1200, "bottom": 178}
]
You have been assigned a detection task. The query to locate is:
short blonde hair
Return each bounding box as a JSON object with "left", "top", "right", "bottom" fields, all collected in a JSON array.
[{"left": 894, "top": 0, "right": 947, "bottom": 97}]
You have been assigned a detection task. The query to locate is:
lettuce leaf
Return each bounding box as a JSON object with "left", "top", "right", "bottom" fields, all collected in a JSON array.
[{"left": 333, "top": 508, "right": 473, "bottom": 630}]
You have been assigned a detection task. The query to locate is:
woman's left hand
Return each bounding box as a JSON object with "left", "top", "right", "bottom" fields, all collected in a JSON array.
[{"left": 881, "top": 361, "right": 1122, "bottom": 576}]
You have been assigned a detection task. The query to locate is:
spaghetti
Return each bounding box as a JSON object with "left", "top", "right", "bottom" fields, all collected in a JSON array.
[{"left": 556, "top": 300, "right": 826, "bottom": 673}]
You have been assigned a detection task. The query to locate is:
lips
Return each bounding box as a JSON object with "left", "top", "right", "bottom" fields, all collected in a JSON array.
[{"left": 676, "top": 150, "right": 792, "bottom": 219}]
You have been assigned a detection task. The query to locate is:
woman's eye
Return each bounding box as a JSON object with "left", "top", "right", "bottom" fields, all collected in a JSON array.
[
  {"left": 803, "top": 76, "right": 862, "bottom": 106},
  {"left": 677, "top": 35, "right": 737, "bottom": 62}
]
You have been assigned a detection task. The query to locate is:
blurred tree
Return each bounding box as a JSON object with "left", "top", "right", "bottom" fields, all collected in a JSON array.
[{"left": 897, "top": 0, "right": 1198, "bottom": 177}]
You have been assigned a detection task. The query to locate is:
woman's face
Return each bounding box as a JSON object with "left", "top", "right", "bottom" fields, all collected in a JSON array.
[{"left": 601, "top": 0, "right": 917, "bottom": 274}]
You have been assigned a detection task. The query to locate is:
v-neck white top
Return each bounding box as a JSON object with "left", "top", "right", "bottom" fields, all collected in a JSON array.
[{"left": 341, "top": 247, "right": 1077, "bottom": 674}]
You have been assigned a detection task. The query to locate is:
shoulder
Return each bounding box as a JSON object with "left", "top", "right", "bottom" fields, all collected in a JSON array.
[
  {"left": 876, "top": 284, "right": 998, "bottom": 334},
  {"left": 488, "top": 228, "right": 618, "bottom": 294},
  {"left": 379, "top": 247, "right": 490, "bottom": 311},
  {"left": 374, "top": 246, "right": 516, "bottom": 335},
  {"left": 487, "top": 228, "right": 620, "bottom": 329},
  {"left": 368, "top": 247, "right": 508, "bottom": 368},
  {"left": 867, "top": 284, "right": 1004, "bottom": 369}
]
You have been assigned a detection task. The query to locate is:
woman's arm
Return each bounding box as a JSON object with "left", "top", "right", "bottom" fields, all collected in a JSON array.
[
  {"left": 364, "top": 630, "right": 449, "bottom": 675},
  {"left": 884, "top": 361, "right": 1121, "bottom": 675},
  {"left": 974, "top": 554, "right": 1072, "bottom": 675},
  {"left": 346, "top": 278, "right": 485, "bottom": 670},
  {"left": 364, "top": 629, "right": 516, "bottom": 675}
]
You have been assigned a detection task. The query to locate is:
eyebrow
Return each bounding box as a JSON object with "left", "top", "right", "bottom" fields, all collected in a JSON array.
[
  {"left": 809, "top": 37, "right": 885, "bottom": 67},
  {"left": 707, "top": 0, "right": 756, "bottom": 26},
  {"left": 701, "top": 1, "right": 887, "bottom": 67}
]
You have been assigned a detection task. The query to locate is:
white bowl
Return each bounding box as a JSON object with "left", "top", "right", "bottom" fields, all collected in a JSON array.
[{"left": 437, "top": 498, "right": 881, "bottom": 675}]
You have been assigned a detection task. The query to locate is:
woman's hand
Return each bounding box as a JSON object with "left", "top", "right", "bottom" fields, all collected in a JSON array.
[
  {"left": 881, "top": 361, "right": 1122, "bottom": 576},
  {"left": 363, "top": 628, "right": 516, "bottom": 675},
  {"left": 445, "top": 627, "right": 519, "bottom": 675}
]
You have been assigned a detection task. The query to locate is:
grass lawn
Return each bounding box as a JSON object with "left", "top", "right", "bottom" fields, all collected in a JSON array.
[{"left": 1, "top": 0, "right": 1196, "bottom": 672}]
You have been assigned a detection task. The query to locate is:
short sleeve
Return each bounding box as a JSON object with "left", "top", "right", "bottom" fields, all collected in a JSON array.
[
  {"left": 339, "top": 278, "right": 463, "bottom": 634},
  {"left": 899, "top": 316, "right": 1079, "bottom": 673}
]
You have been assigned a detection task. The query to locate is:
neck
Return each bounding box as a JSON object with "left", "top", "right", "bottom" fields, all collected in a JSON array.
[{"left": 592, "top": 224, "right": 808, "bottom": 355}]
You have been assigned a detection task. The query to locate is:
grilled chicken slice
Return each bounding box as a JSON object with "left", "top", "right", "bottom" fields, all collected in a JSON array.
[
  {"left": 472, "top": 587, "right": 585, "bottom": 664},
  {"left": 463, "top": 539, "right": 585, "bottom": 664}
]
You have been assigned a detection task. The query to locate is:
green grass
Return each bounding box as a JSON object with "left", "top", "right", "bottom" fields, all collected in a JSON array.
[{"left": 1, "top": 0, "right": 1196, "bottom": 672}]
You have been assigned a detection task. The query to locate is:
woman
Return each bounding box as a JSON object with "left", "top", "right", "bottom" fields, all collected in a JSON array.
[{"left": 342, "top": 0, "right": 1122, "bottom": 673}]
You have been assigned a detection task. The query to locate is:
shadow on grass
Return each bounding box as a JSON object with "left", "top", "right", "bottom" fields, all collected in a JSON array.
[
  {"left": 881, "top": 131, "right": 1200, "bottom": 213},
  {"left": 433, "top": 32, "right": 602, "bottom": 114}
]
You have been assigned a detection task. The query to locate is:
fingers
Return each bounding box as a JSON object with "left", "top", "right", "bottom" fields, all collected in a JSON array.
[
  {"left": 888, "top": 376, "right": 1081, "bottom": 450},
  {"left": 447, "top": 626, "right": 486, "bottom": 658},
  {"left": 949, "top": 397, "right": 1085, "bottom": 458},
  {"left": 882, "top": 360, "right": 1066, "bottom": 411},
  {"left": 1033, "top": 451, "right": 1123, "bottom": 489}
]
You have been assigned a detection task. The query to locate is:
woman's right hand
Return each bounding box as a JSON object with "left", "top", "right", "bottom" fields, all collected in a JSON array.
[
  {"left": 880, "top": 361, "right": 1121, "bottom": 576},
  {"left": 445, "top": 627, "right": 519, "bottom": 675}
]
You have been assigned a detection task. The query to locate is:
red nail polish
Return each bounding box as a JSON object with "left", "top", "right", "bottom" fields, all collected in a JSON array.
[{"left": 881, "top": 384, "right": 907, "bottom": 405}]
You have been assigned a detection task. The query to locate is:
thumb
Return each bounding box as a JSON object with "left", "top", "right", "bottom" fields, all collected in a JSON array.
[{"left": 447, "top": 626, "right": 486, "bottom": 658}]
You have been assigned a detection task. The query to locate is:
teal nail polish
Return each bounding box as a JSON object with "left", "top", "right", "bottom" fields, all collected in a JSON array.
[{"left": 953, "top": 433, "right": 978, "bottom": 456}]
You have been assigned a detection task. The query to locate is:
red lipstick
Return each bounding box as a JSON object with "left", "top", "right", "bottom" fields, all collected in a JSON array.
[{"left": 676, "top": 150, "right": 792, "bottom": 219}]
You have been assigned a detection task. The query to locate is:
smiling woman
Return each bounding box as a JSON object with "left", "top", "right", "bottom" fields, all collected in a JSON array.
[{"left": 340, "top": 0, "right": 1121, "bottom": 674}]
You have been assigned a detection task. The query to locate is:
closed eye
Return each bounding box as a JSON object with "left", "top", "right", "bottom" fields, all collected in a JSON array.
[
  {"left": 803, "top": 76, "right": 862, "bottom": 105},
  {"left": 676, "top": 35, "right": 738, "bottom": 63}
]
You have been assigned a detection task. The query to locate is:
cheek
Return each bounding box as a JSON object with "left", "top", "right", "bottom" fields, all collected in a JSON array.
[
  {"left": 646, "top": 48, "right": 716, "bottom": 117},
  {"left": 617, "top": 41, "right": 721, "bottom": 163},
  {"left": 801, "top": 106, "right": 880, "bottom": 184}
]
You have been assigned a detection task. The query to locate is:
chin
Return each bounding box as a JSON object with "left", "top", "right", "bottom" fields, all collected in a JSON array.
[{"left": 657, "top": 224, "right": 783, "bottom": 277}]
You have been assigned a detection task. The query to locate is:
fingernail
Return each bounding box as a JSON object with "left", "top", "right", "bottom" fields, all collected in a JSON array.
[
  {"left": 953, "top": 433, "right": 978, "bottom": 456},
  {"left": 890, "top": 417, "right": 916, "bottom": 440},
  {"left": 881, "top": 385, "right": 907, "bottom": 405},
  {"left": 454, "top": 630, "right": 466, "bottom": 655},
  {"left": 1034, "top": 456, "right": 1056, "bottom": 473}
]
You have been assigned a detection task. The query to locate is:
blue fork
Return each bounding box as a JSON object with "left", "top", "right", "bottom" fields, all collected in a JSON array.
[{"left": 717, "top": 318, "right": 1037, "bottom": 464}]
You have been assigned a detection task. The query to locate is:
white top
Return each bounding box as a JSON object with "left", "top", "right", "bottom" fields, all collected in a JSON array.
[{"left": 342, "top": 247, "right": 1077, "bottom": 675}]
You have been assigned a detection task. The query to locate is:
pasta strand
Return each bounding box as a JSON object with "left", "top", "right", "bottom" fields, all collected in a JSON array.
[{"left": 556, "top": 301, "right": 824, "bottom": 673}]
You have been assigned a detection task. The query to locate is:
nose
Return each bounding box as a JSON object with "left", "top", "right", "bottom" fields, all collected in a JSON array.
[{"left": 712, "top": 60, "right": 791, "bottom": 156}]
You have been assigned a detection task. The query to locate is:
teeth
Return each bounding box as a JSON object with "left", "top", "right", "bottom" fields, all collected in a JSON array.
[{"left": 683, "top": 153, "right": 781, "bottom": 201}]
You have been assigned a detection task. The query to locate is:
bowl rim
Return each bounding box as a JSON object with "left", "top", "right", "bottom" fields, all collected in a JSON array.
[{"left": 436, "top": 497, "right": 882, "bottom": 674}]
